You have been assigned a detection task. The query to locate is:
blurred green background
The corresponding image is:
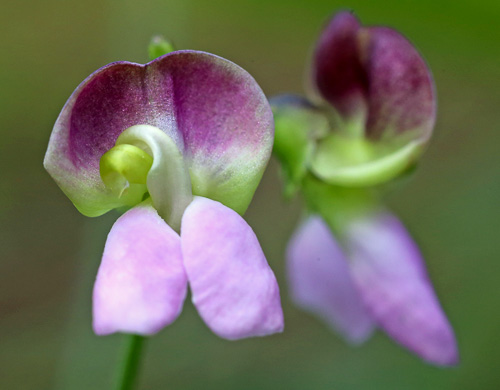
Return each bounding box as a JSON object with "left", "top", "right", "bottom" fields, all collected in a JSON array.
[{"left": 1, "top": 0, "right": 499, "bottom": 388}]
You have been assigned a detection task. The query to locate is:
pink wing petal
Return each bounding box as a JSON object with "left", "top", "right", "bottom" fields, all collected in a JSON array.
[
  {"left": 287, "top": 216, "right": 375, "bottom": 343},
  {"left": 346, "top": 212, "right": 459, "bottom": 365},
  {"left": 181, "top": 197, "right": 284, "bottom": 340},
  {"left": 93, "top": 203, "right": 187, "bottom": 335}
]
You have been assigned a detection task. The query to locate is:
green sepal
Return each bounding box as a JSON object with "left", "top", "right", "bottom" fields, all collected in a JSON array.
[
  {"left": 148, "top": 36, "right": 176, "bottom": 61},
  {"left": 272, "top": 101, "right": 329, "bottom": 198}
]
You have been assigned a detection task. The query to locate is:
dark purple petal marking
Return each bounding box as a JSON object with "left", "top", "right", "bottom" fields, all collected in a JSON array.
[
  {"left": 313, "top": 12, "right": 368, "bottom": 120},
  {"left": 155, "top": 52, "right": 274, "bottom": 214},
  {"left": 287, "top": 216, "right": 375, "bottom": 343},
  {"left": 363, "top": 27, "right": 435, "bottom": 140},
  {"left": 69, "top": 64, "right": 179, "bottom": 169},
  {"left": 158, "top": 53, "right": 273, "bottom": 166},
  {"left": 346, "top": 212, "right": 459, "bottom": 365}
]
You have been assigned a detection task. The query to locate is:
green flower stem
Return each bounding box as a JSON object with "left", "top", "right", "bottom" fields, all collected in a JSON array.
[
  {"left": 301, "top": 174, "right": 380, "bottom": 236},
  {"left": 114, "top": 335, "right": 146, "bottom": 390}
]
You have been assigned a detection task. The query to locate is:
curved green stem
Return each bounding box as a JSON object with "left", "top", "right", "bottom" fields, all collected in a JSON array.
[{"left": 114, "top": 335, "right": 146, "bottom": 390}]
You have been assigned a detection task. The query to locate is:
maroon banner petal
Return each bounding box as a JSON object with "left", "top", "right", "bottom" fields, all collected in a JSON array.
[
  {"left": 363, "top": 26, "right": 435, "bottom": 140},
  {"left": 44, "top": 51, "right": 273, "bottom": 217},
  {"left": 312, "top": 12, "right": 368, "bottom": 121},
  {"left": 312, "top": 12, "right": 435, "bottom": 141}
]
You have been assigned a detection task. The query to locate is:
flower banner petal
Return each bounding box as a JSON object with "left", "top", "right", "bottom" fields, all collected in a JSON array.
[
  {"left": 162, "top": 52, "right": 274, "bottom": 215},
  {"left": 44, "top": 61, "right": 155, "bottom": 217},
  {"left": 45, "top": 51, "right": 273, "bottom": 217},
  {"left": 363, "top": 26, "right": 435, "bottom": 140},
  {"left": 181, "top": 196, "right": 284, "bottom": 340},
  {"left": 287, "top": 216, "right": 375, "bottom": 343},
  {"left": 346, "top": 212, "right": 458, "bottom": 365},
  {"left": 93, "top": 202, "right": 187, "bottom": 336},
  {"left": 312, "top": 11, "right": 367, "bottom": 124},
  {"left": 312, "top": 12, "right": 435, "bottom": 141}
]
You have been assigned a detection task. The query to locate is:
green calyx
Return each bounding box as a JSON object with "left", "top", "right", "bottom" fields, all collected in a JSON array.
[
  {"left": 272, "top": 99, "right": 426, "bottom": 192},
  {"left": 272, "top": 102, "right": 329, "bottom": 197}
]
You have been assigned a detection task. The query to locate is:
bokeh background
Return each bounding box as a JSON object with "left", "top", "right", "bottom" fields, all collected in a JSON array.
[{"left": 1, "top": 0, "right": 499, "bottom": 388}]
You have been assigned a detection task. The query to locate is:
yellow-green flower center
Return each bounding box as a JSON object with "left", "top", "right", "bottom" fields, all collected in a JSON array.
[
  {"left": 100, "top": 144, "right": 153, "bottom": 198},
  {"left": 99, "top": 125, "right": 193, "bottom": 232}
]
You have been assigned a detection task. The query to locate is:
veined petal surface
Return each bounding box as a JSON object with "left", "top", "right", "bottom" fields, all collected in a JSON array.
[
  {"left": 181, "top": 196, "right": 284, "bottom": 340},
  {"left": 287, "top": 216, "right": 374, "bottom": 343},
  {"left": 93, "top": 203, "right": 187, "bottom": 335},
  {"left": 346, "top": 211, "right": 458, "bottom": 365},
  {"left": 44, "top": 51, "right": 273, "bottom": 216}
]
